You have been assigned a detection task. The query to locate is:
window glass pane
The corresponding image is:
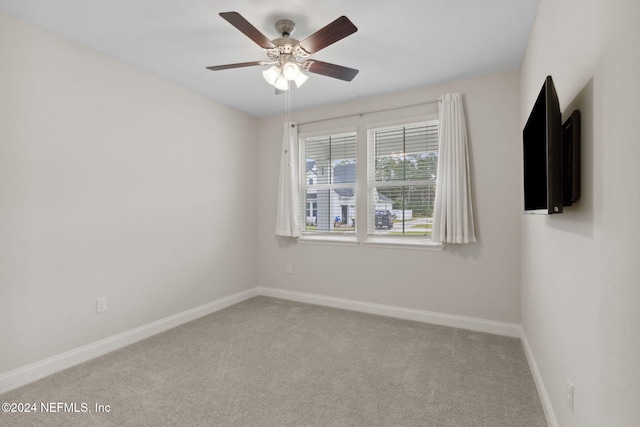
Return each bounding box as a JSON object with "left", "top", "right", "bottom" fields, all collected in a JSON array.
[
  {"left": 303, "top": 188, "right": 356, "bottom": 232},
  {"left": 374, "top": 128, "right": 406, "bottom": 182},
  {"left": 330, "top": 134, "right": 357, "bottom": 174},
  {"left": 306, "top": 138, "right": 331, "bottom": 185},
  {"left": 304, "top": 191, "right": 317, "bottom": 227},
  {"left": 371, "top": 185, "right": 435, "bottom": 236},
  {"left": 373, "top": 123, "right": 438, "bottom": 182},
  {"left": 301, "top": 132, "right": 356, "bottom": 235}
]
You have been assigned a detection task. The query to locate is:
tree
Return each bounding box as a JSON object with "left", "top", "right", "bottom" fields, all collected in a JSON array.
[{"left": 375, "top": 153, "right": 438, "bottom": 217}]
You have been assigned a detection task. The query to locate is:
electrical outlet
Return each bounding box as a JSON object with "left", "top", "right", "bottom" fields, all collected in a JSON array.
[
  {"left": 96, "top": 298, "right": 108, "bottom": 314},
  {"left": 286, "top": 264, "right": 293, "bottom": 274},
  {"left": 566, "top": 378, "right": 574, "bottom": 412}
]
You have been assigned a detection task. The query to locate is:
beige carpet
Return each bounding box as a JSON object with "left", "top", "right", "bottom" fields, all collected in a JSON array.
[{"left": 0, "top": 296, "right": 547, "bottom": 426}]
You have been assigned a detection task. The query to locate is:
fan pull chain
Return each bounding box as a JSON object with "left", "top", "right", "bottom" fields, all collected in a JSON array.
[{"left": 285, "top": 81, "right": 291, "bottom": 125}]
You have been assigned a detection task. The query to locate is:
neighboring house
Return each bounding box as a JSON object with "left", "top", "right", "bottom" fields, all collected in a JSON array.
[{"left": 305, "top": 161, "right": 392, "bottom": 228}]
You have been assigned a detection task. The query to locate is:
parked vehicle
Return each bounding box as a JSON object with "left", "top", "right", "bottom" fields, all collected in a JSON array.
[{"left": 375, "top": 210, "right": 394, "bottom": 229}]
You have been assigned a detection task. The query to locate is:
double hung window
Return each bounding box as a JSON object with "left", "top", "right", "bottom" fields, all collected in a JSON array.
[
  {"left": 297, "top": 119, "right": 440, "bottom": 246},
  {"left": 367, "top": 121, "right": 439, "bottom": 238},
  {"left": 299, "top": 132, "right": 357, "bottom": 235}
]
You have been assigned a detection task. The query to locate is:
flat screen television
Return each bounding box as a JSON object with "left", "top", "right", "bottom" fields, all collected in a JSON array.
[
  {"left": 523, "top": 76, "right": 564, "bottom": 214},
  {"left": 562, "top": 110, "right": 581, "bottom": 206}
]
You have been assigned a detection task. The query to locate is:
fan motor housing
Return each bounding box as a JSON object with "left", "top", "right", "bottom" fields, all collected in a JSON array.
[
  {"left": 272, "top": 19, "right": 302, "bottom": 54},
  {"left": 272, "top": 38, "right": 300, "bottom": 52},
  {"left": 275, "top": 19, "right": 295, "bottom": 37}
]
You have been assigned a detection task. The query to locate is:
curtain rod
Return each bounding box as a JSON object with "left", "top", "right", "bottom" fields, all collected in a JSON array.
[{"left": 294, "top": 99, "right": 440, "bottom": 127}]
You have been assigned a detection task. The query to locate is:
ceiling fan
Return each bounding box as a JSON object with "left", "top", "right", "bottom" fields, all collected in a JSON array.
[{"left": 206, "top": 12, "right": 359, "bottom": 92}]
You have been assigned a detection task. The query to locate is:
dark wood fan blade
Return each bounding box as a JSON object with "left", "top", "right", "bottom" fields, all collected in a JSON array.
[
  {"left": 298, "top": 16, "right": 357, "bottom": 54},
  {"left": 305, "top": 60, "right": 359, "bottom": 82},
  {"left": 206, "top": 61, "right": 264, "bottom": 71},
  {"left": 219, "top": 12, "right": 276, "bottom": 49}
]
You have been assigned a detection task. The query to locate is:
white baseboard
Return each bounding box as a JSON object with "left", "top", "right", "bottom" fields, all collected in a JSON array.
[
  {"left": 520, "top": 328, "right": 558, "bottom": 427},
  {"left": 0, "top": 287, "right": 258, "bottom": 394},
  {"left": 1, "top": 284, "right": 541, "bottom": 407},
  {"left": 257, "top": 286, "right": 522, "bottom": 338}
]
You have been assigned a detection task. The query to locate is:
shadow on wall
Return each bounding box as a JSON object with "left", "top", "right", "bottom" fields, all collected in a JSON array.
[
  {"left": 277, "top": 236, "right": 297, "bottom": 249},
  {"left": 443, "top": 240, "right": 483, "bottom": 261},
  {"left": 546, "top": 78, "right": 595, "bottom": 238}
]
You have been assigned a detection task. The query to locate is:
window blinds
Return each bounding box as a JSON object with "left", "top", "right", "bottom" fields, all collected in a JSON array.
[
  {"left": 369, "top": 121, "right": 439, "bottom": 236},
  {"left": 301, "top": 132, "right": 357, "bottom": 233}
]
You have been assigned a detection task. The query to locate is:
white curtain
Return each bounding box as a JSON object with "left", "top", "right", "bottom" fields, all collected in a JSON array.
[
  {"left": 432, "top": 93, "right": 476, "bottom": 244},
  {"left": 275, "top": 122, "right": 301, "bottom": 237}
]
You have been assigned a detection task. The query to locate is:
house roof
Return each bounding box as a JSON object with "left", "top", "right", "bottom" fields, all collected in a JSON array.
[
  {"left": 306, "top": 162, "right": 392, "bottom": 203},
  {"left": 333, "top": 163, "right": 355, "bottom": 198},
  {"left": 306, "top": 159, "right": 315, "bottom": 173}
]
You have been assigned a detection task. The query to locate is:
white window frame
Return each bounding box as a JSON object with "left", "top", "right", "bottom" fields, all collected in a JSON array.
[
  {"left": 365, "top": 118, "right": 443, "bottom": 250},
  {"left": 298, "top": 130, "right": 358, "bottom": 245}
]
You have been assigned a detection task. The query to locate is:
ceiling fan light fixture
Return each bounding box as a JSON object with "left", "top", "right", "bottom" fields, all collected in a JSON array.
[
  {"left": 282, "top": 61, "right": 300, "bottom": 80},
  {"left": 273, "top": 75, "right": 290, "bottom": 91},
  {"left": 209, "top": 13, "right": 359, "bottom": 95},
  {"left": 262, "top": 65, "right": 280, "bottom": 85},
  {"left": 294, "top": 72, "right": 308, "bottom": 88}
]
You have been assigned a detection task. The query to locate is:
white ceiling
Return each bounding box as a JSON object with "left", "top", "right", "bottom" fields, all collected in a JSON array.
[{"left": 0, "top": 0, "right": 539, "bottom": 118}]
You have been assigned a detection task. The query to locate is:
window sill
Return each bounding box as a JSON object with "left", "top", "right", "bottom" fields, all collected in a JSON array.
[
  {"left": 364, "top": 236, "right": 444, "bottom": 251},
  {"left": 298, "top": 234, "right": 359, "bottom": 246}
]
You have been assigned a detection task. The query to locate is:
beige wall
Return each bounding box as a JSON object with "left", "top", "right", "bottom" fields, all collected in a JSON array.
[
  {"left": 0, "top": 12, "right": 259, "bottom": 374},
  {"left": 257, "top": 71, "right": 523, "bottom": 324},
  {"left": 520, "top": 0, "right": 640, "bottom": 425}
]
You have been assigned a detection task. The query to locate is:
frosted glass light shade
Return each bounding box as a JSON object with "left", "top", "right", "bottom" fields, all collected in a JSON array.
[
  {"left": 294, "top": 72, "right": 308, "bottom": 88},
  {"left": 282, "top": 62, "right": 300, "bottom": 80},
  {"left": 274, "top": 75, "right": 289, "bottom": 91},
  {"left": 262, "top": 66, "right": 280, "bottom": 85}
]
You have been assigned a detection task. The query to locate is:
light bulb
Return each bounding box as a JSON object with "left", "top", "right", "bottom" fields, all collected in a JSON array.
[{"left": 282, "top": 62, "right": 300, "bottom": 80}]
